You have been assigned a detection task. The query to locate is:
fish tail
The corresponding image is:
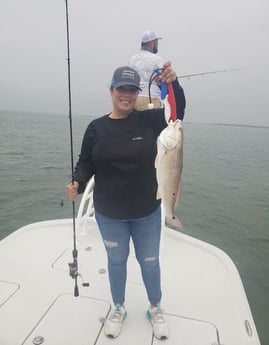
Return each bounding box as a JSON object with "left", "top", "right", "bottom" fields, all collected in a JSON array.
[{"left": 166, "top": 215, "right": 184, "bottom": 230}]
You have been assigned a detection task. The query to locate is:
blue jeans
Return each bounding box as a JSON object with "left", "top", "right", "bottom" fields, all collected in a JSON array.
[{"left": 95, "top": 206, "right": 162, "bottom": 307}]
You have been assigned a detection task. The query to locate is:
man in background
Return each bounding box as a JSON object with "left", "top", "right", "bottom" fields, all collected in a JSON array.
[{"left": 129, "top": 31, "right": 163, "bottom": 110}]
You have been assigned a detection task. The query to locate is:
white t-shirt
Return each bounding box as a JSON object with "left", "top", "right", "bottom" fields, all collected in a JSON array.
[{"left": 129, "top": 50, "right": 163, "bottom": 98}]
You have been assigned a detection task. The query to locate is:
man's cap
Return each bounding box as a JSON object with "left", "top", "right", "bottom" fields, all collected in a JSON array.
[
  {"left": 141, "top": 31, "right": 162, "bottom": 43},
  {"left": 111, "top": 66, "right": 142, "bottom": 91}
]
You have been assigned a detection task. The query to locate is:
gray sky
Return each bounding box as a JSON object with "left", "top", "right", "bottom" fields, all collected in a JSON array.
[{"left": 1, "top": 0, "right": 269, "bottom": 126}]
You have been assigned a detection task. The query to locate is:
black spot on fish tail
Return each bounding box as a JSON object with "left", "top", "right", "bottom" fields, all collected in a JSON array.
[{"left": 166, "top": 215, "right": 184, "bottom": 230}]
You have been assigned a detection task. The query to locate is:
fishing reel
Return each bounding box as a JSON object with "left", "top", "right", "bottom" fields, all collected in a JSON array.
[
  {"left": 68, "top": 260, "right": 78, "bottom": 279},
  {"left": 68, "top": 249, "right": 89, "bottom": 297}
]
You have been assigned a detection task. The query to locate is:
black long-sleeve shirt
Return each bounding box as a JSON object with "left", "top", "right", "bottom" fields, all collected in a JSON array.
[{"left": 74, "top": 79, "right": 186, "bottom": 219}]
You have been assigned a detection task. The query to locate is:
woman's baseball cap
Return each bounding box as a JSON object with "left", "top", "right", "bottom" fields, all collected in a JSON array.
[{"left": 111, "top": 66, "right": 142, "bottom": 91}]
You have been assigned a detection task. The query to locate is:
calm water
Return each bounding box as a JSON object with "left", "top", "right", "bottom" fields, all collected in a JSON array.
[{"left": 0, "top": 112, "right": 269, "bottom": 344}]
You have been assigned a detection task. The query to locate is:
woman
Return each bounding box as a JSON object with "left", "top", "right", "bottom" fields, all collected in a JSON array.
[{"left": 66, "top": 61, "right": 186, "bottom": 339}]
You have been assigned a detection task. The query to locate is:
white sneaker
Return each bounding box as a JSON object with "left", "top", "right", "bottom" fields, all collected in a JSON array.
[
  {"left": 146, "top": 305, "right": 169, "bottom": 339},
  {"left": 104, "top": 304, "right": 127, "bottom": 338}
]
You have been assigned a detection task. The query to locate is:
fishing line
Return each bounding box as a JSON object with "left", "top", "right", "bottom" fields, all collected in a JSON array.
[
  {"left": 148, "top": 69, "right": 174, "bottom": 119},
  {"left": 64, "top": 0, "right": 79, "bottom": 297},
  {"left": 148, "top": 69, "right": 164, "bottom": 105}
]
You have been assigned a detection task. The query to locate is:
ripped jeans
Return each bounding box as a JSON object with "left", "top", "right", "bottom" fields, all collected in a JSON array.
[{"left": 95, "top": 206, "right": 162, "bottom": 307}]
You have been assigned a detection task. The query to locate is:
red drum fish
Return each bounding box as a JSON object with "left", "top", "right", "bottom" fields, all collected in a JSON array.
[{"left": 155, "top": 92, "right": 184, "bottom": 229}]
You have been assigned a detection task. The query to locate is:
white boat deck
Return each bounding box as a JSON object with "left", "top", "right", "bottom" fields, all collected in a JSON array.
[{"left": 0, "top": 180, "right": 260, "bottom": 345}]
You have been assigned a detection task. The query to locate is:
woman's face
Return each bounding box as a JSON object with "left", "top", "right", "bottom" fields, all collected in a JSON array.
[{"left": 110, "top": 86, "right": 139, "bottom": 116}]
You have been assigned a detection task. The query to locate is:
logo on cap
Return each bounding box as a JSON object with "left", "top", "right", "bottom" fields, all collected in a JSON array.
[{"left": 121, "top": 69, "right": 135, "bottom": 81}]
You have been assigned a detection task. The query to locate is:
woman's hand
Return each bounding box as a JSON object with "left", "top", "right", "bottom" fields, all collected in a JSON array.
[
  {"left": 161, "top": 61, "right": 177, "bottom": 83},
  {"left": 66, "top": 181, "right": 79, "bottom": 201}
]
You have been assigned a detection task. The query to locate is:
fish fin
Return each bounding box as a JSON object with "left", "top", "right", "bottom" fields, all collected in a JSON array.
[
  {"left": 154, "top": 155, "right": 159, "bottom": 169},
  {"left": 165, "top": 215, "right": 184, "bottom": 230},
  {"left": 155, "top": 151, "right": 166, "bottom": 167},
  {"left": 174, "top": 180, "right": 182, "bottom": 207},
  {"left": 156, "top": 185, "right": 162, "bottom": 200},
  {"left": 154, "top": 152, "right": 163, "bottom": 168}
]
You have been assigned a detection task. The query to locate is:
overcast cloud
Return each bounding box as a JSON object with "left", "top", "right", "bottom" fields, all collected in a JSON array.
[{"left": 1, "top": 0, "right": 269, "bottom": 126}]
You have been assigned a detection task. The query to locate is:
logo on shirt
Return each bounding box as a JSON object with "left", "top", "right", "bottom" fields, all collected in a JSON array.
[{"left": 132, "top": 136, "right": 143, "bottom": 141}]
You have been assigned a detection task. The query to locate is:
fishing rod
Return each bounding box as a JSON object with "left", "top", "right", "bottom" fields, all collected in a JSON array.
[
  {"left": 177, "top": 67, "right": 244, "bottom": 79},
  {"left": 64, "top": 0, "right": 79, "bottom": 297},
  {"left": 148, "top": 67, "right": 243, "bottom": 108}
]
